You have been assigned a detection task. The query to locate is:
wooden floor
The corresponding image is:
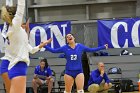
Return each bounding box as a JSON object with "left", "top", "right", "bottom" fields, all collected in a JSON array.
[
  {"left": 122, "top": 91, "right": 140, "bottom": 93},
  {"left": 85, "top": 91, "right": 140, "bottom": 93}
]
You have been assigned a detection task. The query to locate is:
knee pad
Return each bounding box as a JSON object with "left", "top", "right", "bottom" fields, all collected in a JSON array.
[
  {"left": 77, "top": 89, "right": 84, "bottom": 93},
  {"left": 64, "top": 91, "right": 71, "bottom": 93}
]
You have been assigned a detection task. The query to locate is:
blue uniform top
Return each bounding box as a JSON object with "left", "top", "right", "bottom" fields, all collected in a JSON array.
[
  {"left": 88, "top": 69, "right": 110, "bottom": 86},
  {"left": 45, "top": 43, "right": 105, "bottom": 71},
  {"left": 0, "top": 66, "right": 1, "bottom": 75},
  {"left": 34, "top": 65, "right": 52, "bottom": 80}
]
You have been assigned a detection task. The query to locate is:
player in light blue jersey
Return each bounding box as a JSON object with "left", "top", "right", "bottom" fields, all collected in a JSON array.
[{"left": 44, "top": 33, "right": 108, "bottom": 93}]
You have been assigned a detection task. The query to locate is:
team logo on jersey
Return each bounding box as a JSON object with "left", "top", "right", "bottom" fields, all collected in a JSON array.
[{"left": 45, "top": 70, "right": 47, "bottom": 73}]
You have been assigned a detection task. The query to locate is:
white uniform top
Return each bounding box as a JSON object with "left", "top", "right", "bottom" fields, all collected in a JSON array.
[{"left": 1, "top": 0, "right": 40, "bottom": 70}]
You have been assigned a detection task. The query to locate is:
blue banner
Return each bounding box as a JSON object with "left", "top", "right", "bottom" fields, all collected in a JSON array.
[
  {"left": 0, "top": 21, "right": 71, "bottom": 52},
  {"left": 98, "top": 18, "right": 140, "bottom": 48}
]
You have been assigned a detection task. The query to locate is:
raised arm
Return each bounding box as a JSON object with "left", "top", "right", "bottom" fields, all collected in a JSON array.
[
  {"left": 44, "top": 45, "right": 64, "bottom": 53},
  {"left": 12, "top": 0, "right": 25, "bottom": 29},
  {"left": 26, "top": 19, "right": 30, "bottom": 37},
  {"left": 82, "top": 44, "right": 108, "bottom": 52},
  {"left": 27, "top": 44, "right": 40, "bottom": 54},
  {"left": 28, "top": 38, "right": 52, "bottom": 54}
]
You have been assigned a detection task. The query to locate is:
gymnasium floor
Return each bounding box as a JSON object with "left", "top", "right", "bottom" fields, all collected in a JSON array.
[
  {"left": 122, "top": 91, "right": 140, "bottom": 93},
  {"left": 85, "top": 91, "right": 140, "bottom": 93}
]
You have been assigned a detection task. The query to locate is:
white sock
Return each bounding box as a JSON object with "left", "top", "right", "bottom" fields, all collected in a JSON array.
[
  {"left": 64, "top": 91, "right": 71, "bottom": 93},
  {"left": 77, "top": 89, "right": 84, "bottom": 93}
]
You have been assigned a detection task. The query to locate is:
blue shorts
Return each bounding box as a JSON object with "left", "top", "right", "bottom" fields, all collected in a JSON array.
[
  {"left": 8, "top": 61, "right": 28, "bottom": 79},
  {"left": 0, "top": 60, "right": 10, "bottom": 74},
  {"left": 65, "top": 69, "right": 83, "bottom": 78}
]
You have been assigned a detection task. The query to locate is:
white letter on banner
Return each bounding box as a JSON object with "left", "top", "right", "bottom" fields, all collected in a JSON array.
[
  {"left": 111, "top": 22, "right": 128, "bottom": 48},
  {"left": 29, "top": 26, "right": 47, "bottom": 51},
  {"left": 0, "top": 29, "right": 6, "bottom": 53},
  {"left": 131, "top": 20, "right": 140, "bottom": 47},
  {"left": 49, "top": 25, "right": 66, "bottom": 48},
  {"left": 61, "top": 24, "right": 67, "bottom": 41}
]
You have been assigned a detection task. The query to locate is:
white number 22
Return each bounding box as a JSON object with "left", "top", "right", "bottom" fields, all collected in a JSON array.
[{"left": 71, "top": 55, "right": 77, "bottom": 60}]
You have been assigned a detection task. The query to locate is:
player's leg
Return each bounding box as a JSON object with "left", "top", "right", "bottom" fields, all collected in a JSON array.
[
  {"left": 8, "top": 62, "right": 27, "bottom": 93},
  {"left": 1, "top": 60, "right": 11, "bottom": 93},
  {"left": 32, "top": 78, "right": 43, "bottom": 93},
  {"left": 47, "top": 78, "right": 54, "bottom": 93},
  {"left": 64, "top": 71, "right": 74, "bottom": 93},
  {"left": 75, "top": 73, "right": 84, "bottom": 93}
]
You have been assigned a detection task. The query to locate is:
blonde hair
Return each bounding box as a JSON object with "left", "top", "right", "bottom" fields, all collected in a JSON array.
[{"left": 1, "top": 6, "right": 16, "bottom": 25}]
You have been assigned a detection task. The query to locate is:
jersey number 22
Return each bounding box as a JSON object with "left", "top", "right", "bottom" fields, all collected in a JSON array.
[{"left": 71, "top": 55, "right": 77, "bottom": 60}]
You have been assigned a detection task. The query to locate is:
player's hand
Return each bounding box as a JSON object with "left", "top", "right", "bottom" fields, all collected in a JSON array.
[
  {"left": 34, "top": 75, "right": 38, "bottom": 79},
  {"left": 46, "top": 76, "right": 51, "bottom": 80},
  {"left": 100, "top": 70, "right": 105, "bottom": 76},
  {"left": 39, "top": 38, "right": 52, "bottom": 48},
  {"left": 104, "top": 83, "right": 109, "bottom": 90},
  {"left": 104, "top": 44, "right": 108, "bottom": 49}
]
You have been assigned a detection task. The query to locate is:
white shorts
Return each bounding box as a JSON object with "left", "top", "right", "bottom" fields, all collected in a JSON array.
[{"left": 40, "top": 79, "right": 47, "bottom": 84}]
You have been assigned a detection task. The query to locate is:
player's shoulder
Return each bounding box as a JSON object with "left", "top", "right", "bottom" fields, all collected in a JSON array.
[{"left": 45, "top": 66, "right": 51, "bottom": 70}]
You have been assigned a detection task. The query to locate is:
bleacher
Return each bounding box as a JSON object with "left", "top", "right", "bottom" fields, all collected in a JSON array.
[
  {"left": 0, "top": 0, "right": 140, "bottom": 93},
  {"left": 1, "top": 49, "right": 140, "bottom": 92}
]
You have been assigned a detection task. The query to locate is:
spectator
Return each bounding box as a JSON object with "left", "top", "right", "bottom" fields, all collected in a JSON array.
[
  {"left": 32, "top": 58, "right": 54, "bottom": 93},
  {"left": 88, "top": 62, "right": 112, "bottom": 93}
]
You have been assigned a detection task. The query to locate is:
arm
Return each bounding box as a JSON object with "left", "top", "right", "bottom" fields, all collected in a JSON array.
[
  {"left": 82, "top": 44, "right": 108, "bottom": 52},
  {"left": 33, "top": 74, "right": 38, "bottom": 79},
  {"left": 33, "top": 74, "right": 47, "bottom": 80},
  {"left": 58, "top": 54, "right": 66, "bottom": 58},
  {"left": 28, "top": 44, "right": 40, "bottom": 54},
  {"left": 104, "top": 73, "right": 110, "bottom": 83},
  {"left": 33, "top": 67, "right": 47, "bottom": 79},
  {"left": 44, "top": 45, "right": 64, "bottom": 53},
  {"left": 36, "top": 67, "right": 52, "bottom": 80},
  {"left": 91, "top": 71, "right": 103, "bottom": 84},
  {"left": 46, "top": 67, "right": 53, "bottom": 80},
  {"left": 33, "top": 67, "right": 39, "bottom": 79},
  {"left": 28, "top": 38, "right": 52, "bottom": 54},
  {"left": 25, "top": 19, "right": 30, "bottom": 37},
  {"left": 12, "top": 0, "right": 25, "bottom": 29},
  {"left": 36, "top": 75, "right": 46, "bottom": 80}
]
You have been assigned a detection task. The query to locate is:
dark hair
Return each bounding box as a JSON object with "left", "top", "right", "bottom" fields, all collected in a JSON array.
[{"left": 40, "top": 58, "right": 49, "bottom": 68}]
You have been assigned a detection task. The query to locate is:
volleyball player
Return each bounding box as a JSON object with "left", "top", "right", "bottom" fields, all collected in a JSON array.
[
  {"left": 1, "top": 0, "right": 52, "bottom": 93},
  {"left": 44, "top": 33, "right": 108, "bottom": 93}
]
